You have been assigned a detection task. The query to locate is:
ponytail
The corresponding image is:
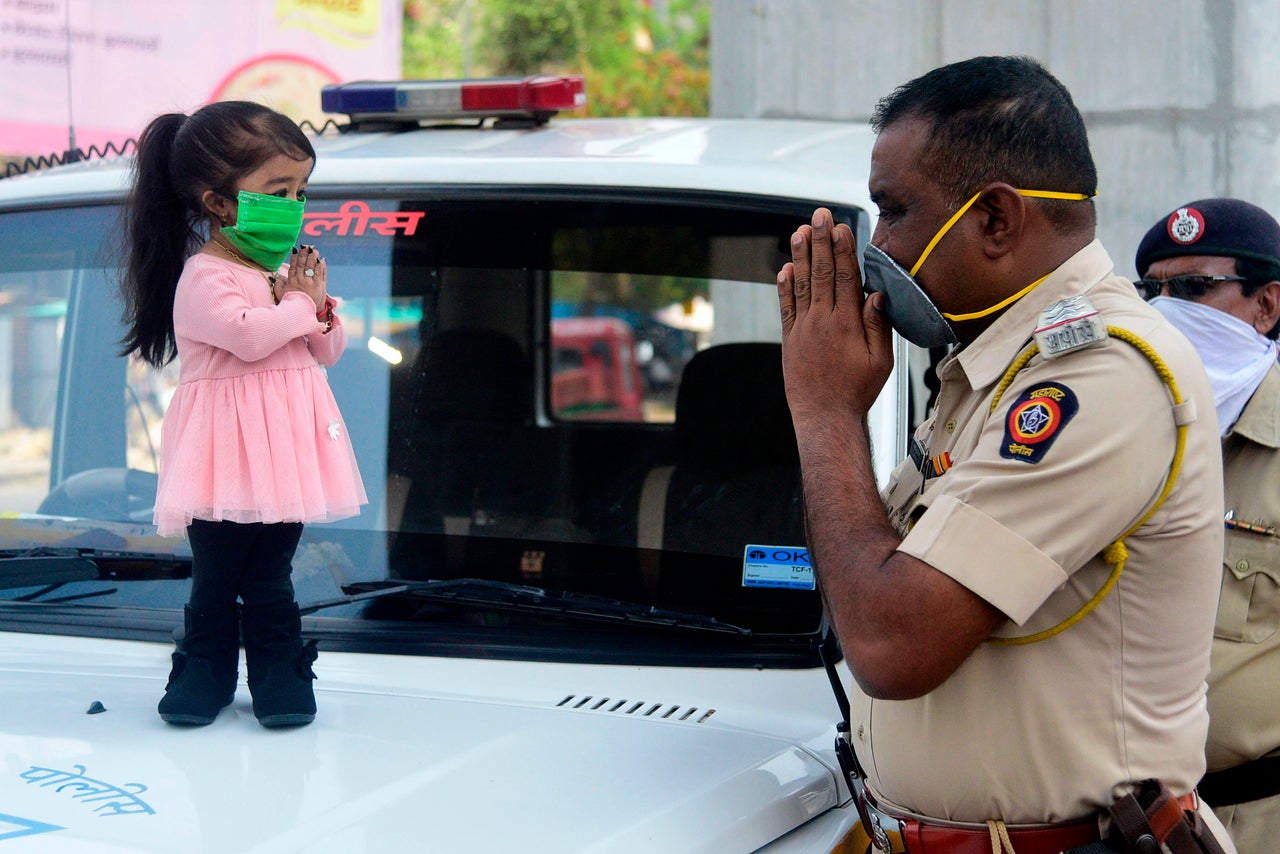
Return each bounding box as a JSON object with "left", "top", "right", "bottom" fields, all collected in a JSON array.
[
  {"left": 118, "top": 101, "right": 315, "bottom": 367},
  {"left": 119, "top": 112, "right": 193, "bottom": 367}
]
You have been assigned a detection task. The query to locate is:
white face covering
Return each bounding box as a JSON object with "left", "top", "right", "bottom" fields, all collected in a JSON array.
[{"left": 1151, "top": 296, "right": 1278, "bottom": 434}]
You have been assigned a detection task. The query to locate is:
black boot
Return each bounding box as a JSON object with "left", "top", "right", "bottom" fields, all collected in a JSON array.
[
  {"left": 241, "top": 602, "right": 318, "bottom": 728},
  {"left": 157, "top": 604, "right": 239, "bottom": 725}
]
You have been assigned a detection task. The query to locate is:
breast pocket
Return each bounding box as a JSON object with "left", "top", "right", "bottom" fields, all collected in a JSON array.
[{"left": 1216, "top": 528, "right": 1280, "bottom": 643}]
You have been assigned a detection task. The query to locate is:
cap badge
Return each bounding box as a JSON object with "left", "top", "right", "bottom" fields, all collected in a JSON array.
[{"left": 1167, "top": 206, "right": 1205, "bottom": 245}]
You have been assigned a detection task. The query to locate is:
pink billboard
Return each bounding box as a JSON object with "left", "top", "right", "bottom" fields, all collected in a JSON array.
[{"left": 0, "top": 0, "right": 401, "bottom": 159}]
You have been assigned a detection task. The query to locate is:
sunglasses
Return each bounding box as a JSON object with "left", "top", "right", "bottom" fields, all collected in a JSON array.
[{"left": 1134, "top": 274, "right": 1248, "bottom": 301}]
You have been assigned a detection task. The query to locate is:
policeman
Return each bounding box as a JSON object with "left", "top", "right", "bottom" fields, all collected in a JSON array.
[
  {"left": 778, "top": 56, "right": 1235, "bottom": 852},
  {"left": 1136, "top": 198, "right": 1280, "bottom": 854}
]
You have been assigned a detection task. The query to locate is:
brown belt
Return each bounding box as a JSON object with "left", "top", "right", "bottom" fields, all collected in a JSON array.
[
  {"left": 889, "top": 793, "right": 1197, "bottom": 854},
  {"left": 900, "top": 816, "right": 1100, "bottom": 854}
]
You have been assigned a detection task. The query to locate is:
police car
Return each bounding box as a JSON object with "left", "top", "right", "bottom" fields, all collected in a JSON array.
[{"left": 0, "top": 76, "right": 906, "bottom": 852}]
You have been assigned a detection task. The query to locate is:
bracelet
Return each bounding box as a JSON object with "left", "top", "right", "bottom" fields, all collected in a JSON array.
[{"left": 318, "top": 297, "right": 335, "bottom": 333}]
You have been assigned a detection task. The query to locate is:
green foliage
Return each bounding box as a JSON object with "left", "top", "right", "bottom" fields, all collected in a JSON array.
[
  {"left": 401, "top": 0, "right": 709, "bottom": 117},
  {"left": 475, "top": 0, "right": 626, "bottom": 76},
  {"left": 402, "top": 0, "right": 469, "bottom": 79}
]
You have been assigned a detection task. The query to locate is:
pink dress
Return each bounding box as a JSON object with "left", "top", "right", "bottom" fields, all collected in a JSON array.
[{"left": 152, "top": 253, "right": 368, "bottom": 537}]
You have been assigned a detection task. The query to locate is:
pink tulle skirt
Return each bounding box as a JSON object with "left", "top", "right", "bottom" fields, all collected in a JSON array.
[{"left": 153, "top": 364, "right": 367, "bottom": 538}]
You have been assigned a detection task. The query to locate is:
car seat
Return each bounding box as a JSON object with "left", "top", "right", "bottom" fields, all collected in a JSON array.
[
  {"left": 636, "top": 342, "right": 804, "bottom": 561},
  {"left": 390, "top": 328, "right": 532, "bottom": 536}
]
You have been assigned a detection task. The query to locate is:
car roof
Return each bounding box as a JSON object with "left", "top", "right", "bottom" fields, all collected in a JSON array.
[{"left": 0, "top": 116, "right": 878, "bottom": 212}]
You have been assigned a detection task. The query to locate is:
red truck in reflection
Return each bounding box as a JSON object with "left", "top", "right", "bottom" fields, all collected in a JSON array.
[{"left": 550, "top": 317, "right": 645, "bottom": 421}]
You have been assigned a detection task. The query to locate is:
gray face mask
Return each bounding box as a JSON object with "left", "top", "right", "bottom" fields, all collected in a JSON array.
[{"left": 861, "top": 243, "right": 958, "bottom": 348}]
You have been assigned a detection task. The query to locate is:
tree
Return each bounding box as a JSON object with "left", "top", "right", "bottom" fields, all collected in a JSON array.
[
  {"left": 402, "top": 0, "right": 709, "bottom": 117},
  {"left": 403, "top": 0, "right": 471, "bottom": 79}
]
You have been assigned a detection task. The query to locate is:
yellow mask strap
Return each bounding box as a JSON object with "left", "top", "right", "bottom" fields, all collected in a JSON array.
[
  {"left": 1017, "top": 189, "right": 1096, "bottom": 201},
  {"left": 942, "top": 273, "right": 1051, "bottom": 322},
  {"left": 909, "top": 191, "right": 982, "bottom": 277},
  {"left": 907, "top": 187, "right": 1096, "bottom": 321}
]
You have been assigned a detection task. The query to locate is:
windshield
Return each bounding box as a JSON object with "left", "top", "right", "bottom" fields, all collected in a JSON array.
[{"left": 0, "top": 190, "right": 868, "bottom": 663}]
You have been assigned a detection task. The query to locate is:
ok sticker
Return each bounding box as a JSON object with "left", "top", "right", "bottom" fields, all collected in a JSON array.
[
  {"left": 999, "top": 382, "right": 1079, "bottom": 464},
  {"left": 742, "top": 545, "right": 814, "bottom": 590}
]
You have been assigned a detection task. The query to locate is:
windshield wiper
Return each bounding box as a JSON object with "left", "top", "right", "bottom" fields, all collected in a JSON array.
[
  {"left": 305, "top": 579, "right": 751, "bottom": 635},
  {"left": 0, "top": 554, "right": 100, "bottom": 591},
  {"left": 0, "top": 547, "right": 190, "bottom": 599}
]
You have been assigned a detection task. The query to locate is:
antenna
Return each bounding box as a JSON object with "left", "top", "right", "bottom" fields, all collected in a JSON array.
[{"left": 63, "top": 0, "right": 80, "bottom": 163}]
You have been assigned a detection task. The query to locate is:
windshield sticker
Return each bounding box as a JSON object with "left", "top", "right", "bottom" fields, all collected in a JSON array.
[
  {"left": 302, "top": 202, "right": 425, "bottom": 237},
  {"left": 0, "top": 814, "right": 63, "bottom": 841},
  {"left": 19, "top": 765, "right": 155, "bottom": 817},
  {"left": 743, "top": 546, "right": 815, "bottom": 590}
]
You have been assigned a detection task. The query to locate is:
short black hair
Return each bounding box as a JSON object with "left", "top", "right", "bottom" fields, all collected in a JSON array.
[
  {"left": 871, "top": 55, "right": 1097, "bottom": 233},
  {"left": 1236, "top": 257, "right": 1280, "bottom": 298}
]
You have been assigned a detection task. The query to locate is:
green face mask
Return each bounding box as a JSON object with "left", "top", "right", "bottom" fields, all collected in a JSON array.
[{"left": 220, "top": 190, "right": 305, "bottom": 271}]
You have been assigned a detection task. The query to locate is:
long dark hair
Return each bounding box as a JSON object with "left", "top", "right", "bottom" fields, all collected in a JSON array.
[{"left": 118, "top": 101, "right": 315, "bottom": 367}]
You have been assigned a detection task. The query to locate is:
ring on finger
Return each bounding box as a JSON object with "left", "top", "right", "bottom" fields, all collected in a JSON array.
[{"left": 304, "top": 268, "right": 316, "bottom": 278}]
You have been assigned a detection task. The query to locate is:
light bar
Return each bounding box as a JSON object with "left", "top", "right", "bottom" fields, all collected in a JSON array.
[{"left": 320, "top": 75, "right": 587, "bottom": 125}]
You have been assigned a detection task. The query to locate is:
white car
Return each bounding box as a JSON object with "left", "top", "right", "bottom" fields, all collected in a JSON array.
[{"left": 0, "top": 76, "right": 905, "bottom": 852}]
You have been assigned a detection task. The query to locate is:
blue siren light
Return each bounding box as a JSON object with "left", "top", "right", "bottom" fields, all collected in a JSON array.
[{"left": 321, "top": 75, "right": 588, "bottom": 124}]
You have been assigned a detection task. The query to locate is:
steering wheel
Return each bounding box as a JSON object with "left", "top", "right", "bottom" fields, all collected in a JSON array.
[{"left": 37, "top": 468, "right": 158, "bottom": 524}]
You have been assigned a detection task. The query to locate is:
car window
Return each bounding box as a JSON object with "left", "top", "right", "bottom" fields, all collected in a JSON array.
[
  {"left": 0, "top": 206, "right": 119, "bottom": 510},
  {"left": 547, "top": 220, "right": 786, "bottom": 423},
  {"left": 0, "top": 192, "right": 865, "bottom": 651}
]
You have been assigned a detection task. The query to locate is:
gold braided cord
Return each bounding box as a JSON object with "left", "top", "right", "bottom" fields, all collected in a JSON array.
[
  {"left": 988, "top": 345, "right": 1040, "bottom": 415},
  {"left": 986, "top": 326, "right": 1188, "bottom": 646},
  {"left": 986, "top": 819, "right": 1018, "bottom": 853}
]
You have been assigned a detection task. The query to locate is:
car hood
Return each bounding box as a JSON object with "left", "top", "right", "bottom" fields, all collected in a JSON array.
[{"left": 0, "top": 632, "right": 842, "bottom": 853}]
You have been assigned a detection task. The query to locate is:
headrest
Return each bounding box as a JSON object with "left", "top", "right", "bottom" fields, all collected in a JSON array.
[
  {"left": 418, "top": 329, "right": 530, "bottom": 423},
  {"left": 674, "top": 342, "right": 798, "bottom": 468}
]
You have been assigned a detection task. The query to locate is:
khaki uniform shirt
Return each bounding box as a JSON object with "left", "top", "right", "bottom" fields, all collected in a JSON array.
[
  {"left": 1208, "top": 364, "right": 1280, "bottom": 771},
  {"left": 853, "top": 241, "right": 1224, "bottom": 824}
]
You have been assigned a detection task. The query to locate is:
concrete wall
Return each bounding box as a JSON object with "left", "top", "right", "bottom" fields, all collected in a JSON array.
[{"left": 711, "top": 0, "right": 1280, "bottom": 279}]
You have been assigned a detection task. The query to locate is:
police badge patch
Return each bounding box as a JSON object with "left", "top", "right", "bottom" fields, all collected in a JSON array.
[{"left": 1000, "top": 382, "right": 1079, "bottom": 464}]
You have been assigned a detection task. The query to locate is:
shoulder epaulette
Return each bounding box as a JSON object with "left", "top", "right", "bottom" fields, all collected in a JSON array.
[{"left": 1032, "top": 295, "right": 1108, "bottom": 359}]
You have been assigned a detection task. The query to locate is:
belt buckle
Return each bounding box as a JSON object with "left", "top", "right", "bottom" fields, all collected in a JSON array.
[
  {"left": 835, "top": 735, "right": 906, "bottom": 853},
  {"left": 859, "top": 789, "right": 907, "bottom": 853}
]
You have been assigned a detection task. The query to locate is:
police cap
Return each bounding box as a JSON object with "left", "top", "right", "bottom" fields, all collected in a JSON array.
[{"left": 1135, "top": 198, "right": 1280, "bottom": 276}]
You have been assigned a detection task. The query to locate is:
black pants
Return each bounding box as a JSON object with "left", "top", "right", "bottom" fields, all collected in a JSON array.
[{"left": 186, "top": 519, "right": 303, "bottom": 611}]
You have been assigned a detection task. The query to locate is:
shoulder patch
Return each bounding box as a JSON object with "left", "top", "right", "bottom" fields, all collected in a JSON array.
[{"left": 1000, "top": 382, "right": 1079, "bottom": 464}]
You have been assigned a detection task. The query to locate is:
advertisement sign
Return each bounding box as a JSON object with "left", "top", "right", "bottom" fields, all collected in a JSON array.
[{"left": 0, "top": 0, "right": 401, "bottom": 159}]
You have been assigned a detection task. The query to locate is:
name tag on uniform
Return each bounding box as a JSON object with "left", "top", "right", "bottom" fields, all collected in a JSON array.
[{"left": 1033, "top": 296, "right": 1108, "bottom": 359}]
